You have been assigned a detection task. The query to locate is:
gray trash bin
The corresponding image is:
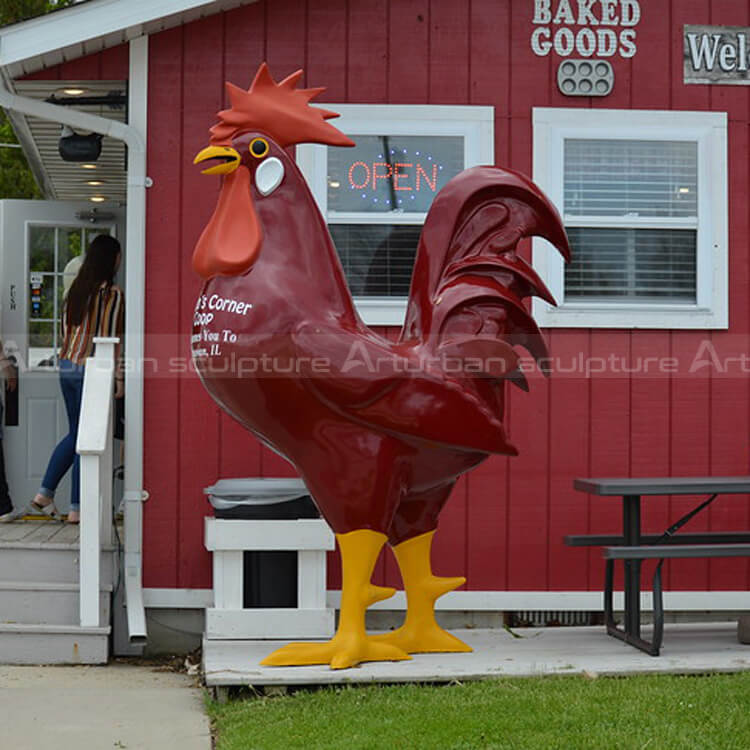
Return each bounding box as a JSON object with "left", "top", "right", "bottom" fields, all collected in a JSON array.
[{"left": 205, "top": 478, "right": 319, "bottom": 609}]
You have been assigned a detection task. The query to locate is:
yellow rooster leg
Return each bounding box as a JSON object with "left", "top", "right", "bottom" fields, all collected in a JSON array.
[
  {"left": 373, "top": 531, "right": 472, "bottom": 654},
  {"left": 261, "top": 529, "right": 411, "bottom": 669}
]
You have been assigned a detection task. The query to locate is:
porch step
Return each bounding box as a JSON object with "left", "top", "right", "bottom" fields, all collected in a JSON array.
[
  {"left": 0, "top": 520, "right": 115, "bottom": 548},
  {"left": 0, "top": 624, "right": 110, "bottom": 665},
  {"left": 0, "top": 546, "right": 116, "bottom": 585},
  {"left": 0, "top": 582, "right": 111, "bottom": 626},
  {"left": 0, "top": 522, "right": 116, "bottom": 664}
]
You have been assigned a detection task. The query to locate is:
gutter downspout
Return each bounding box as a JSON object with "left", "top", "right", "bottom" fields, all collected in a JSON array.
[
  {"left": 0, "top": 36, "right": 149, "bottom": 644},
  {"left": 122, "top": 36, "right": 149, "bottom": 646}
]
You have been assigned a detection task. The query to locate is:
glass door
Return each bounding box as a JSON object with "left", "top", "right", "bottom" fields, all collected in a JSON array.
[
  {"left": 0, "top": 200, "right": 123, "bottom": 512},
  {"left": 27, "top": 225, "right": 114, "bottom": 369}
]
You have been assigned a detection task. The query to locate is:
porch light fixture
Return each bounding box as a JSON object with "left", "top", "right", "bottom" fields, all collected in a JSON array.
[
  {"left": 47, "top": 90, "right": 126, "bottom": 109},
  {"left": 75, "top": 208, "right": 116, "bottom": 223},
  {"left": 59, "top": 125, "right": 103, "bottom": 163},
  {"left": 89, "top": 196, "right": 107, "bottom": 203}
]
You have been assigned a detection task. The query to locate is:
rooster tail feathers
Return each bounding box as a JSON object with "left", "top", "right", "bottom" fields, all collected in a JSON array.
[
  {"left": 401, "top": 166, "right": 569, "bottom": 379},
  {"left": 431, "top": 273, "right": 551, "bottom": 373},
  {"left": 444, "top": 254, "right": 557, "bottom": 307}
]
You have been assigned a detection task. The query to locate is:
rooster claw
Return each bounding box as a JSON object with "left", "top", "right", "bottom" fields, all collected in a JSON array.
[
  {"left": 371, "top": 623, "right": 473, "bottom": 654},
  {"left": 261, "top": 636, "right": 411, "bottom": 670}
]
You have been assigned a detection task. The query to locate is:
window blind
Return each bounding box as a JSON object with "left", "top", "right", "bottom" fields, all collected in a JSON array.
[
  {"left": 564, "top": 139, "right": 698, "bottom": 218},
  {"left": 565, "top": 227, "right": 697, "bottom": 301},
  {"left": 563, "top": 138, "right": 699, "bottom": 303},
  {"left": 329, "top": 224, "right": 420, "bottom": 297}
]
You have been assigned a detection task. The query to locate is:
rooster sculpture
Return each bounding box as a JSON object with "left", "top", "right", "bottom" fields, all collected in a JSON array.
[{"left": 191, "top": 63, "right": 570, "bottom": 669}]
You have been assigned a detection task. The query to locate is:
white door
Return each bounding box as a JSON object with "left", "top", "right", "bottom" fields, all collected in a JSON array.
[{"left": 0, "top": 200, "right": 123, "bottom": 513}]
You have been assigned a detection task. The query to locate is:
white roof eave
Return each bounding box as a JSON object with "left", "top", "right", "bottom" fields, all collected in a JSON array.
[{"left": 0, "top": 0, "right": 255, "bottom": 77}]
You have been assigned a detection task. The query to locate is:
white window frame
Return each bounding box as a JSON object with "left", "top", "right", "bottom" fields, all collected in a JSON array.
[
  {"left": 532, "top": 108, "right": 728, "bottom": 330},
  {"left": 297, "top": 105, "right": 494, "bottom": 326}
]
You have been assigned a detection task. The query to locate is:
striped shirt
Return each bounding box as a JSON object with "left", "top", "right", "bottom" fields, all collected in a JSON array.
[{"left": 59, "top": 283, "right": 124, "bottom": 365}]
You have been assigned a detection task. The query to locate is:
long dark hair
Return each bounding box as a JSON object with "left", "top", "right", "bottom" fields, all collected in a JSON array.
[{"left": 66, "top": 235, "right": 121, "bottom": 326}]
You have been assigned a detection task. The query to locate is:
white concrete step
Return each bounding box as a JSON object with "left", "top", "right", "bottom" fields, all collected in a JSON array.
[
  {"left": 0, "top": 546, "right": 116, "bottom": 585},
  {"left": 0, "top": 520, "right": 117, "bottom": 585},
  {"left": 0, "top": 624, "right": 110, "bottom": 664},
  {"left": 0, "top": 582, "right": 111, "bottom": 626},
  {"left": 0, "top": 522, "right": 116, "bottom": 664}
]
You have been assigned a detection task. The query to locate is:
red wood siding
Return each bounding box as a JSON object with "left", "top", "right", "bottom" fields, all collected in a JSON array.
[
  {"left": 142, "top": 0, "right": 750, "bottom": 591},
  {"left": 29, "top": 0, "right": 750, "bottom": 594},
  {"left": 21, "top": 45, "right": 128, "bottom": 81}
]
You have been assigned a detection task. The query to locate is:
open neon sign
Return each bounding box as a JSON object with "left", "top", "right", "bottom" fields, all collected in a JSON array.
[
  {"left": 347, "top": 161, "right": 439, "bottom": 193},
  {"left": 327, "top": 135, "right": 463, "bottom": 213}
]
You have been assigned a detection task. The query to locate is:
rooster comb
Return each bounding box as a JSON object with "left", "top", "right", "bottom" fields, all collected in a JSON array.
[{"left": 209, "top": 63, "right": 354, "bottom": 149}]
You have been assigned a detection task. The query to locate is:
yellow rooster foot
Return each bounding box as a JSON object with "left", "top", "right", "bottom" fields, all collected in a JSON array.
[
  {"left": 261, "top": 633, "right": 410, "bottom": 670},
  {"left": 372, "top": 574, "right": 473, "bottom": 654},
  {"left": 262, "top": 529, "right": 411, "bottom": 669},
  {"left": 373, "top": 620, "right": 472, "bottom": 654},
  {"left": 377, "top": 531, "right": 473, "bottom": 654}
]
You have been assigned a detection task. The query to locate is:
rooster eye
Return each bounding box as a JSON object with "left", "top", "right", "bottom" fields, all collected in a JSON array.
[{"left": 249, "top": 138, "right": 269, "bottom": 158}]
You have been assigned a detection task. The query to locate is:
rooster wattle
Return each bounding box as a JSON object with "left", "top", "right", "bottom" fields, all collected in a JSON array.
[{"left": 191, "top": 63, "right": 570, "bottom": 669}]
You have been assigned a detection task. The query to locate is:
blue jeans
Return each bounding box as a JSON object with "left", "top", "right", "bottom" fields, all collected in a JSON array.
[{"left": 39, "top": 359, "right": 85, "bottom": 510}]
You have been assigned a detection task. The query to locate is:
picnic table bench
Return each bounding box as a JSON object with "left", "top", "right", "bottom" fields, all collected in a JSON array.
[{"left": 566, "top": 477, "right": 750, "bottom": 656}]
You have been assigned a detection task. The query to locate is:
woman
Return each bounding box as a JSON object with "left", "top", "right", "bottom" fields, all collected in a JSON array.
[
  {"left": 0, "top": 338, "right": 18, "bottom": 522},
  {"left": 30, "top": 235, "right": 124, "bottom": 524}
]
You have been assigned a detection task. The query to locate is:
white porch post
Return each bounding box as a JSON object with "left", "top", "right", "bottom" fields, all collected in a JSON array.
[
  {"left": 79, "top": 454, "right": 102, "bottom": 627},
  {"left": 77, "top": 337, "right": 117, "bottom": 629}
]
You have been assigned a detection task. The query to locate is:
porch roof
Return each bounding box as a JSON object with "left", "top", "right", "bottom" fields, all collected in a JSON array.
[
  {"left": 0, "top": 0, "right": 258, "bottom": 79},
  {"left": 0, "top": 0, "right": 258, "bottom": 201},
  {"left": 10, "top": 78, "right": 128, "bottom": 202}
]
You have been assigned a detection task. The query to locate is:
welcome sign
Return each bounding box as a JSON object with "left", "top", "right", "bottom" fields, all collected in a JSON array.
[{"left": 684, "top": 25, "right": 750, "bottom": 85}]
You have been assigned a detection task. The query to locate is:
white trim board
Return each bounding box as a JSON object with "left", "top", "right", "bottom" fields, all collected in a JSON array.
[
  {"left": 532, "top": 107, "right": 728, "bottom": 330},
  {"left": 142, "top": 588, "right": 750, "bottom": 612},
  {"left": 205, "top": 518, "right": 335, "bottom": 551},
  {"left": 329, "top": 590, "right": 750, "bottom": 612},
  {"left": 143, "top": 588, "right": 214, "bottom": 608},
  {"left": 205, "top": 608, "right": 334, "bottom": 639}
]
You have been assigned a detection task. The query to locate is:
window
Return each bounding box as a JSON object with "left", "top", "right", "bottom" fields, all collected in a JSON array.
[
  {"left": 532, "top": 108, "right": 728, "bottom": 329},
  {"left": 27, "top": 224, "right": 113, "bottom": 368},
  {"left": 297, "top": 106, "right": 494, "bottom": 325}
]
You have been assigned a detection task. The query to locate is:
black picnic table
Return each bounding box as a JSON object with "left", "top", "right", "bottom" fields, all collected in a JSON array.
[{"left": 567, "top": 477, "right": 750, "bottom": 656}]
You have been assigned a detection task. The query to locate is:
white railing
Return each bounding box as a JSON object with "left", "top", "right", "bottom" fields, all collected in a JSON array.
[{"left": 76, "top": 336, "right": 118, "bottom": 627}]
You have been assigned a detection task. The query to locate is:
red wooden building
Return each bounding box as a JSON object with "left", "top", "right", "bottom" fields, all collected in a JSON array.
[{"left": 1, "top": 0, "right": 748, "bottom": 650}]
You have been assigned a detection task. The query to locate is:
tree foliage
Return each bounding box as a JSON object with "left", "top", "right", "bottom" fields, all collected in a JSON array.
[
  {"left": 0, "top": 1, "right": 76, "bottom": 198},
  {"left": 0, "top": 111, "right": 41, "bottom": 198},
  {"left": 0, "top": 0, "right": 74, "bottom": 27}
]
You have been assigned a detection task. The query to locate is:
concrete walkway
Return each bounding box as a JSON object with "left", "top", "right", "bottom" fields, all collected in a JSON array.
[{"left": 0, "top": 663, "right": 211, "bottom": 750}]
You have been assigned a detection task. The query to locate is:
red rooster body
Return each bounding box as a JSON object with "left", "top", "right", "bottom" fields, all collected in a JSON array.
[{"left": 191, "top": 65, "right": 570, "bottom": 669}]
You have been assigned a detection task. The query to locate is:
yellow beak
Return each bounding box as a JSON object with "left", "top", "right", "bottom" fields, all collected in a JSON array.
[{"left": 193, "top": 145, "right": 241, "bottom": 175}]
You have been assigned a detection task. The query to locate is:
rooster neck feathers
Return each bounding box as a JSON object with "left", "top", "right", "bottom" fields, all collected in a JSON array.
[{"left": 209, "top": 63, "right": 354, "bottom": 149}]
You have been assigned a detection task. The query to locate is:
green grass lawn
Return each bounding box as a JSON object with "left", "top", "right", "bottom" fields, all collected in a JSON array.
[{"left": 206, "top": 672, "right": 750, "bottom": 749}]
